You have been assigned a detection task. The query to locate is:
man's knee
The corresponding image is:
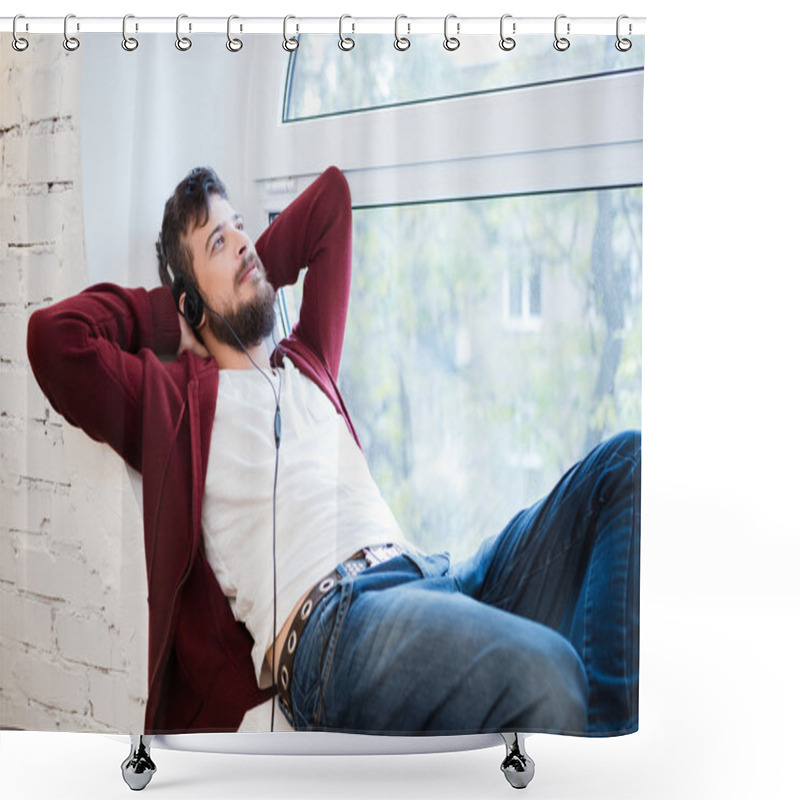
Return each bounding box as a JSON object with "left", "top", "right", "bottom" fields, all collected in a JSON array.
[
  {"left": 590, "top": 430, "right": 641, "bottom": 506},
  {"left": 603, "top": 430, "right": 641, "bottom": 465},
  {"left": 494, "top": 632, "right": 588, "bottom": 733}
]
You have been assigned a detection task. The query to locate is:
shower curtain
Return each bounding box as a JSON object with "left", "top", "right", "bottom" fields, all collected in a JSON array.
[{"left": 1, "top": 20, "right": 643, "bottom": 739}]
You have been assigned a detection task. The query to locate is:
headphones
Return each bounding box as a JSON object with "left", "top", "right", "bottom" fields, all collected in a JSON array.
[
  {"left": 158, "top": 233, "right": 205, "bottom": 330},
  {"left": 171, "top": 270, "right": 206, "bottom": 329}
]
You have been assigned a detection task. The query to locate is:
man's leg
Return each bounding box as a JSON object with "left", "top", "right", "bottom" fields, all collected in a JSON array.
[
  {"left": 453, "top": 430, "right": 641, "bottom": 734},
  {"left": 290, "top": 565, "right": 588, "bottom": 735}
]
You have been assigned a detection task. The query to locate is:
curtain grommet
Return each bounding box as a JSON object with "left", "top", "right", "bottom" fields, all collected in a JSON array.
[
  {"left": 615, "top": 15, "right": 633, "bottom": 52},
  {"left": 338, "top": 14, "right": 355, "bottom": 51},
  {"left": 175, "top": 13, "right": 192, "bottom": 51},
  {"left": 394, "top": 15, "right": 411, "bottom": 51},
  {"left": 121, "top": 14, "right": 138, "bottom": 51},
  {"left": 499, "top": 14, "right": 516, "bottom": 51},
  {"left": 12, "top": 14, "right": 29, "bottom": 51},
  {"left": 443, "top": 14, "right": 460, "bottom": 51},
  {"left": 554, "top": 14, "right": 571, "bottom": 51},
  {"left": 226, "top": 15, "right": 243, "bottom": 52},
  {"left": 63, "top": 14, "right": 80, "bottom": 51},
  {"left": 283, "top": 15, "right": 299, "bottom": 52}
]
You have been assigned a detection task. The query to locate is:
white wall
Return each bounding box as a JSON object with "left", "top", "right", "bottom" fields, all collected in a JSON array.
[
  {"left": 1, "top": 30, "right": 293, "bottom": 734},
  {"left": 1, "top": 34, "right": 147, "bottom": 732}
]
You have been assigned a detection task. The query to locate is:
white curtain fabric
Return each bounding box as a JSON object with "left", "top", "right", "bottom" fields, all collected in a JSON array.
[{"left": 80, "top": 34, "right": 276, "bottom": 288}]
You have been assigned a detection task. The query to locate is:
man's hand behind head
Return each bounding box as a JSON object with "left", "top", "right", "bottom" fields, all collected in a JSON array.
[{"left": 178, "top": 312, "right": 211, "bottom": 359}]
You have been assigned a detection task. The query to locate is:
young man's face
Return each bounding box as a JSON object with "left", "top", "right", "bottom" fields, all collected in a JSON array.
[{"left": 185, "top": 193, "right": 276, "bottom": 347}]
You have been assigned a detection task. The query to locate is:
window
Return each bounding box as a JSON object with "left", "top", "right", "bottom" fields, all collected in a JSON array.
[
  {"left": 281, "top": 187, "right": 642, "bottom": 559},
  {"left": 268, "top": 34, "right": 643, "bottom": 558},
  {"left": 285, "top": 34, "right": 644, "bottom": 120},
  {"left": 504, "top": 262, "right": 542, "bottom": 331}
]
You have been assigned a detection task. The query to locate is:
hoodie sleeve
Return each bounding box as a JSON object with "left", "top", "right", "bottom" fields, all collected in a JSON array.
[
  {"left": 254, "top": 166, "right": 352, "bottom": 380},
  {"left": 27, "top": 283, "right": 181, "bottom": 471}
]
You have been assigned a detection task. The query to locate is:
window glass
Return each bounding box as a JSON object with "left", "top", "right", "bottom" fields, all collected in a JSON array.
[
  {"left": 285, "top": 34, "right": 644, "bottom": 120},
  {"left": 285, "top": 188, "right": 642, "bottom": 559}
]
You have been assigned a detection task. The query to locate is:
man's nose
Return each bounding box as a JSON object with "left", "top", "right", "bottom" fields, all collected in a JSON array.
[{"left": 235, "top": 229, "right": 250, "bottom": 255}]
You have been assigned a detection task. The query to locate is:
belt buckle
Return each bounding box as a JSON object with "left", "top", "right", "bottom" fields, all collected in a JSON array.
[
  {"left": 364, "top": 543, "right": 401, "bottom": 566},
  {"left": 343, "top": 557, "right": 368, "bottom": 575}
]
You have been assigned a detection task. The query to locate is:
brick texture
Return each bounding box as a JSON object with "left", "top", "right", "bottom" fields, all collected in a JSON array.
[{"left": 1, "top": 34, "right": 147, "bottom": 733}]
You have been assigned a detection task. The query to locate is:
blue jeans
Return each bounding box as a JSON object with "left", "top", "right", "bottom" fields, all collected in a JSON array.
[{"left": 288, "top": 431, "right": 641, "bottom": 736}]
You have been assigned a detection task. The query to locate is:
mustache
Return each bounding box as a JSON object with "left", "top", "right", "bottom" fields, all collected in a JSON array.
[{"left": 236, "top": 254, "right": 260, "bottom": 284}]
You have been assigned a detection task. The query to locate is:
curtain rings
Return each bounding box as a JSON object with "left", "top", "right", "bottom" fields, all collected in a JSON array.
[
  {"left": 554, "top": 14, "right": 570, "bottom": 51},
  {"left": 63, "top": 14, "right": 80, "bottom": 51},
  {"left": 226, "top": 15, "right": 243, "bottom": 52},
  {"left": 176, "top": 14, "right": 192, "bottom": 51},
  {"left": 121, "top": 14, "right": 138, "bottom": 51},
  {"left": 615, "top": 15, "right": 632, "bottom": 52},
  {"left": 443, "top": 14, "right": 460, "bottom": 51},
  {"left": 394, "top": 15, "right": 411, "bottom": 51},
  {"left": 12, "top": 14, "right": 29, "bottom": 51},
  {"left": 499, "top": 14, "right": 516, "bottom": 51},
  {"left": 338, "top": 15, "right": 355, "bottom": 51},
  {"left": 283, "top": 15, "right": 299, "bottom": 52}
]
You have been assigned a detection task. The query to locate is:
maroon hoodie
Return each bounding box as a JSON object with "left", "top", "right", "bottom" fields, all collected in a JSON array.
[{"left": 27, "top": 167, "right": 357, "bottom": 732}]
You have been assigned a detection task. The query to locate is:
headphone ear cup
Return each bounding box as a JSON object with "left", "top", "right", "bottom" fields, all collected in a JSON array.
[
  {"left": 171, "top": 272, "right": 185, "bottom": 311},
  {"left": 183, "top": 283, "right": 204, "bottom": 329}
]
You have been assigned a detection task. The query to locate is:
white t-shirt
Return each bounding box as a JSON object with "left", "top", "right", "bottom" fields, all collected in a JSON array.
[{"left": 201, "top": 357, "right": 409, "bottom": 687}]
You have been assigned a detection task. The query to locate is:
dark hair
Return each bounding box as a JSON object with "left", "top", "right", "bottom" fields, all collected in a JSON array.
[{"left": 156, "top": 166, "right": 228, "bottom": 295}]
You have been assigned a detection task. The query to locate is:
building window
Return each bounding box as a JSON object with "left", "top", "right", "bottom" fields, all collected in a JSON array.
[{"left": 504, "top": 262, "right": 542, "bottom": 331}]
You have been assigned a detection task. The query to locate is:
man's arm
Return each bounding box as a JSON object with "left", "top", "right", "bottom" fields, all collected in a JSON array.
[
  {"left": 255, "top": 166, "right": 352, "bottom": 381},
  {"left": 27, "top": 283, "right": 181, "bottom": 471}
]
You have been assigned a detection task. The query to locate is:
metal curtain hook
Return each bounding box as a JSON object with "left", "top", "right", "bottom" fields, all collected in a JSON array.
[
  {"left": 63, "top": 14, "right": 80, "bottom": 51},
  {"left": 176, "top": 13, "right": 192, "bottom": 51},
  {"left": 554, "top": 14, "right": 570, "bottom": 51},
  {"left": 394, "top": 14, "right": 410, "bottom": 51},
  {"left": 339, "top": 14, "right": 355, "bottom": 51},
  {"left": 122, "top": 14, "right": 138, "bottom": 51},
  {"left": 615, "top": 15, "right": 632, "bottom": 51},
  {"left": 12, "top": 14, "right": 29, "bottom": 51},
  {"left": 499, "top": 14, "right": 516, "bottom": 51},
  {"left": 226, "top": 15, "right": 243, "bottom": 51},
  {"left": 283, "top": 15, "right": 299, "bottom": 52},
  {"left": 443, "top": 14, "right": 460, "bottom": 51}
]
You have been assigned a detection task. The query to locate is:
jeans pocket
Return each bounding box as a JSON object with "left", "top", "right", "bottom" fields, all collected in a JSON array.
[{"left": 290, "top": 585, "right": 346, "bottom": 728}]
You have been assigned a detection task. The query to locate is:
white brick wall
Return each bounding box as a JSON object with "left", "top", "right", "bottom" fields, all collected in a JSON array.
[{"left": 1, "top": 34, "right": 147, "bottom": 732}]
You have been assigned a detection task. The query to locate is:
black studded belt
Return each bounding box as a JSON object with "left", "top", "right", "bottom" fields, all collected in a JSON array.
[{"left": 275, "top": 543, "right": 405, "bottom": 722}]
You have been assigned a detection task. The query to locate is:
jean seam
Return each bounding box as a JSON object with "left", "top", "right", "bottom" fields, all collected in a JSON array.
[
  {"left": 623, "top": 458, "right": 636, "bottom": 721},
  {"left": 315, "top": 578, "right": 353, "bottom": 726},
  {"left": 584, "top": 531, "right": 597, "bottom": 728}
]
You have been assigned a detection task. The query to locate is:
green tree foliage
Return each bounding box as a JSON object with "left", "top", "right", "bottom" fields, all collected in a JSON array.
[{"left": 285, "top": 35, "right": 643, "bottom": 558}]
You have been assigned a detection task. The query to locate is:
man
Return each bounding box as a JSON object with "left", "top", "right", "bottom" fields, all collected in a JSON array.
[{"left": 28, "top": 166, "right": 640, "bottom": 736}]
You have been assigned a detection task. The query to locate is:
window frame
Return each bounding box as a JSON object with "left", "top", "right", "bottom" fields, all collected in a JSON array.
[{"left": 256, "top": 64, "right": 643, "bottom": 215}]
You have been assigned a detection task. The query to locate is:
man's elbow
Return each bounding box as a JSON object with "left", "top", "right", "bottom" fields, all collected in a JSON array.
[
  {"left": 321, "top": 165, "right": 351, "bottom": 208},
  {"left": 27, "top": 307, "right": 53, "bottom": 372},
  {"left": 27, "top": 305, "right": 81, "bottom": 396}
]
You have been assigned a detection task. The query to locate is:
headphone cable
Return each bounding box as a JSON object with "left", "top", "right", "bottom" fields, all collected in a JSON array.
[{"left": 204, "top": 305, "right": 283, "bottom": 733}]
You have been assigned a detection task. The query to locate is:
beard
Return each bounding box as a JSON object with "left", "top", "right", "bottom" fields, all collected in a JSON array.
[{"left": 205, "top": 283, "right": 276, "bottom": 350}]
